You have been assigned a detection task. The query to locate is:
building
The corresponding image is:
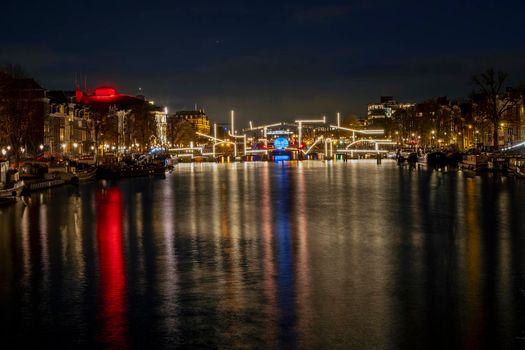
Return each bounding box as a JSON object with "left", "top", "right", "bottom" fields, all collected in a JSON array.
[
  {"left": 501, "top": 88, "right": 525, "bottom": 147},
  {"left": 367, "top": 96, "right": 415, "bottom": 129},
  {"left": 45, "top": 90, "right": 91, "bottom": 156},
  {"left": 74, "top": 86, "right": 168, "bottom": 155},
  {"left": 174, "top": 109, "right": 211, "bottom": 135},
  {"left": 152, "top": 106, "right": 168, "bottom": 146}
]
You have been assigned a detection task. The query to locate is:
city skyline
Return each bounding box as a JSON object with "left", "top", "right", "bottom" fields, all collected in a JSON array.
[{"left": 1, "top": 0, "right": 525, "bottom": 122}]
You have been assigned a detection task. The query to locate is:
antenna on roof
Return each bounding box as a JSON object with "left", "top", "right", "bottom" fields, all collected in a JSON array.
[{"left": 195, "top": 103, "right": 197, "bottom": 110}]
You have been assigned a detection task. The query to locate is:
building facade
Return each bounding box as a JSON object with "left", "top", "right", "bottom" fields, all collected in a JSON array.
[
  {"left": 367, "top": 96, "right": 415, "bottom": 130},
  {"left": 45, "top": 91, "right": 92, "bottom": 156},
  {"left": 174, "top": 109, "right": 211, "bottom": 135}
]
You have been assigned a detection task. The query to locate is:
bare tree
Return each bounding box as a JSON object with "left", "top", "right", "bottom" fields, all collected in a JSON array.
[
  {"left": 472, "top": 68, "right": 518, "bottom": 149},
  {"left": 392, "top": 107, "right": 416, "bottom": 142},
  {"left": 167, "top": 117, "right": 195, "bottom": 146},
  {"left": 0, "top": 65, "right": 46, "bottom": 166},
  {"left": 86, "top": 103, "right": 114, "bottom": 163},
  {"left": 129, "top": 102, "right": 157, "bottom": 152}
]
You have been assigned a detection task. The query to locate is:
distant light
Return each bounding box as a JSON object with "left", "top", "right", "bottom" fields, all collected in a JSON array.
[
  {"left": 94, "top": 86, "right": 117, "bottom": 96},
  {"left": 274, "top": 137, "right": 289, "bottom": 149},
  {"left": 274, "top": 155, "right": 290, "bottom": 161}
]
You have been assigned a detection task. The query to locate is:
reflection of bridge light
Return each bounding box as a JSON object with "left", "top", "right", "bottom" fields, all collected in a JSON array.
[{"left": 274, "top": 155, "right": 290, "bottom": 161}]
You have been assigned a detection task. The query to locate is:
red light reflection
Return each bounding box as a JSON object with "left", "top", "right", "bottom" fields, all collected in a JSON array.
[{"left": 96, "top": 188, "right": 128, "bottom": 349}]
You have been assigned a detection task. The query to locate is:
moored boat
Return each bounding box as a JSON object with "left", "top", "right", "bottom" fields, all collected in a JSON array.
[
  {"left": 74, "top": 167, "right": 98, "bottom": 183},
  {"left": 418, "top": 151, "right": 447, "bottom": 167},
  {"left": 0, "top": 179, "right": 25, "bottom": 198},
  {"left": 508, "top": 157, "right": 525, "bottom": 174},
  {"left": 459, "top": 154, "right": 489, "bottom": 171},
  {"left": 487, "top": 156, "right": 509, "bottom": 173},
  {"left": 516, "top": 165, "right": 525, "bottom": 178},
  {"left": 1, "top": 161, "right": 25, "bottom": 198}
]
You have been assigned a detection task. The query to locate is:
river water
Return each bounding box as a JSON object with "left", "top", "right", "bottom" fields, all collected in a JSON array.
[{"left": 1, "top": 160, "right": 525, "bottom": 349}]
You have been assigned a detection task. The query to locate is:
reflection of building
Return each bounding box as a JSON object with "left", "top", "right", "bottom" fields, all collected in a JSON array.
[{"left": 174, "top": 109, "right": 211, "bottom": 134}]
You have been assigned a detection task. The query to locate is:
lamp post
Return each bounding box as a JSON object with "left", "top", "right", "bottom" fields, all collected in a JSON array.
[
  {"left": 295, "top": 116, "right": 326, "bottom": 150},
  {"left": 500, "top": 122, "right": 506, "bottom": 148}
]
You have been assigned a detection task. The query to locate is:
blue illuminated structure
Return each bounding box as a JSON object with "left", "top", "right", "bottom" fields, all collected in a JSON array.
[
  {"left": 274, "top": 137, "right": 289, "bottom": 150},
  {"left": 274, "top": 155, "right": 290, "bottom": 161}
]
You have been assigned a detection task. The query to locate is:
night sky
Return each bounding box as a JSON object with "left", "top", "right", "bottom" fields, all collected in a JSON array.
[{"left": 1, "top": 0, "right": 524, "bottom": 124}]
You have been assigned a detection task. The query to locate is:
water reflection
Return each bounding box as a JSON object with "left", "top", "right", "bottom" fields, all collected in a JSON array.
[
  {"left": 274, "top": 165, "right": 296, "bottom": 348},
  {"left": 96, "top": 187, "right": 128, "bottom": 349},
  {"left": 0, "top": 161, "right": 524, "bottom": 349}
]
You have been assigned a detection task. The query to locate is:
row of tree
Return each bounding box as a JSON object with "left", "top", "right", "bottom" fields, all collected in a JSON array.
[
  {"left": 384, "top": 69, "right": 523, "bottom": 150},
  {"left": 0, "top": 65, "right": 46, "bottom": 165}
]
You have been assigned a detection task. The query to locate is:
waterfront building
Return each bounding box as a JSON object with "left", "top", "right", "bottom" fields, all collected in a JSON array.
[
  {"left": 74, "top": 86, "right": 168, "bottom": 155},
  {"left": 153, "top": 106, "right": 168, "bottom": 146},
  {"left": 500, "top": 88, "right": 525, "bottom": 147},
  {"left": 367, "top": 96, "right": 415, "bottom": 131},
  {"left": 45, "top": 90, "right": 91, "bottom": 156},
  {"left": 174, "top": 109, "right": 211, "bottom": 135}
]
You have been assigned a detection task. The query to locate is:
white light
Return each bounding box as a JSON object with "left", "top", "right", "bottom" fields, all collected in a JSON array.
[
  {"left": 39, "top": 144, "right": 44, "bottom": 150},
  {"left": 73, "top": 143, "right": 78, "bottom": 148},
  {"left": 1, "top": 149, "right": 5, "bottom": 156}
]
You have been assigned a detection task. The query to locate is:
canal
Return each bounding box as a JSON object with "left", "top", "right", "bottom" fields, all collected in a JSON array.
[{"left": 1, "top": 160, "right": 525, "bottom": 349}]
